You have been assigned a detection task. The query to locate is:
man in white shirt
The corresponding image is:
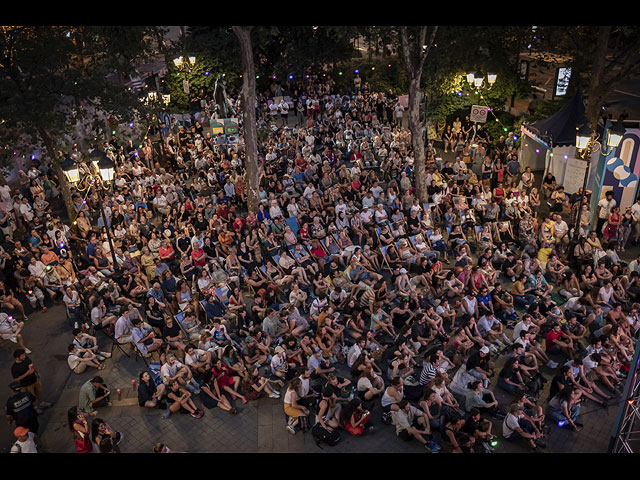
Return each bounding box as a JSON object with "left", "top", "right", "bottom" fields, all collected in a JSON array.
[
  {"left": 270, "top": 345, "right": 290, "bottom": 381},
  {"left": 512, "top": 315, "right": 537, "bottom": 341},
  {"left": 347, "top": 337, "right": 366, "bottom": 368},
  {"left": 502, "top": 404, "right": 543, "bottom": 451},
  {"left": 160, "top": 353, "right": 193, "bottom": 387},
  {"left": 596, "top": 191, "right": 616, "bottom": 234},
  {"left": 10, "top": 427, "right": 38, "bottom": 453},
  {"left": 553, "top": 214, "right": 569, "bottom": 248},
  {"left": 359, "top": 206, "right": 373, "bottom": 225},
  {"left": 114, "top": 309, "right": 134, "bottom": 345},
  {"left": 184, "top": 344, "right": 212, "bottom": 375}
]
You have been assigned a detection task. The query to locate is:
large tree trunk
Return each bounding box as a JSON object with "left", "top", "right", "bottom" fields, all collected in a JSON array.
[
  {"left": 232, "top": 26, "right": 260, "bottom": 214},
  {"left": 585, "top": 26, "right": 612, "bottom": 131},
  {"left": 408, "top": 76, "right": 428, "bottom": 204},
  {"left": 400, "top": 26, "right": 437, "bottom": 205}
]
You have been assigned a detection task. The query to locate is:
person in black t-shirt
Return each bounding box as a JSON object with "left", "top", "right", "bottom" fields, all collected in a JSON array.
[
  {"left": 466, "top": 347, "right": 495, "bottom": 385},
  {"left": 162, "top": 317, "right": 186, "bottom": 357},
  {"left": 6, "top": 381, "right": 39, "bottom": 434},
  {"left": 10, "top": 349, "right": 51, "bottom": 411},
  {"left": 547, "top": 365, "right": 573, "bottom": 403}
]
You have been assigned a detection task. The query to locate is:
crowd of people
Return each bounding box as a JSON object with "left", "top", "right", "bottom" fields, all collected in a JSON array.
[{"left": 1, "top": 71, "right": 637, "bottom": 454}]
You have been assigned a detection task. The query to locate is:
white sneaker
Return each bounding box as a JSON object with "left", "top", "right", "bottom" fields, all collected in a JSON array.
[
  {"left": 269, "top": 392, "right": 280, "bottom": 399},
  {"left": 547, "top": 360, "right": 558, "bottom": 368},
  {"left": 502, "top": 334, "right": 513, "bottom": 345},
  {"left": 286, "top": 425, "right": 296, "bottom": 435},
  {"left": 25, "top": 348, "right": 32, "bottom": 354}
]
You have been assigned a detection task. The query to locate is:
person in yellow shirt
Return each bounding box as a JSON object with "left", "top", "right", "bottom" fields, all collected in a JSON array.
[
  {"left": 537, "top": 246, "right": 553, "bottom": 272},
  {"left": 540, "top": 217, "right": 555, "bottom": 246}
]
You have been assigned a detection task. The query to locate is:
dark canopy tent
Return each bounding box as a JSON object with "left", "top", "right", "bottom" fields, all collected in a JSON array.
[
  {"left": 525, "top": 91, "right": 588, "bottom": 147},
  {"left": 519, "top": 92, "right": 590, "bottom": 178}
]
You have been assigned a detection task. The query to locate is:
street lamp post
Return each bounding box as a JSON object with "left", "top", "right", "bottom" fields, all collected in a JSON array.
[
  {"left": 570, "top": 118, "right": 626, "bottom": 245},
  {"left": 61, "top": 151, "right": 120, "bottom": 274}
]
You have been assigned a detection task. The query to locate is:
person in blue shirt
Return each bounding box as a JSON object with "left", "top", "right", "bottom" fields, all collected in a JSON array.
[
  {"left": 203, "top": 295, "right": 226, "bottom": 322},
  {"left": 86, "top": 236, "right": 98, "bottom": 264},
  {"left": 476, "top": 287, "right": 494, "bottom": 316},
  {"left": 146, "top": 282, "right": 172, "bottom": 314}
]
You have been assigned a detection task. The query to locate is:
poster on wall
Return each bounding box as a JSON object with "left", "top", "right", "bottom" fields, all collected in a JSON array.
[
  {"left": 593, "top": 129, "right": 640, "bottom": 214},
  {"left": 562, "top": 157, "right": 588, "bottom": 194}
]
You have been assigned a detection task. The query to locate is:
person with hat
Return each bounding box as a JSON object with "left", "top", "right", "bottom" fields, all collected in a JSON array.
[
  {"left": 465, "top": 346, "right": 495, "bottom": 388},
  {"left": 6, "top": 380, "right": 40, "bottom": 436},
  {"left": 270, "top": 345, "right": 295, "bottom": 382},
  {"left": 10, "top": 426, "right": 38, "bottom": 453}
]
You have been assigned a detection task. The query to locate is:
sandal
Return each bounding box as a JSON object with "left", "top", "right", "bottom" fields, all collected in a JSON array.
[{"left": 241, "top": 397, "right": 248, "bottom": 404}]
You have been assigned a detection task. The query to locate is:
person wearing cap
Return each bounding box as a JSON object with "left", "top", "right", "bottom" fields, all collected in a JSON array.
[
  {"left": 270, "top": 345, "right": 293, "bottom": 381},
  {"left": 465, "top": 346, "right": 495, "bottom": 387},
  {"left": 10, "top": 426, "right": 38, "bottom": 453},
  {"left": 6, "top": 380, "right": 40, "bottom": 436}
]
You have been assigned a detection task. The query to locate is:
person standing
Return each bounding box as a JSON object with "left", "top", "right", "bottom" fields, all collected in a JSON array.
[
  {"left": 10, "top": 349, "right": 51, "bottom": 414},
  {"left": 5, "top": 381, "right": 40, "bottom": 439},
  {"left": 10, "top": 426, "right": 38, "bottom": 453},
  {"left": 596, "top": 191, "right": 616, "bottom": 236}
]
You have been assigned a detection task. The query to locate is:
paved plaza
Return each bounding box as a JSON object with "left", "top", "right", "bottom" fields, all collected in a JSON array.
[{"left": 0, "top": 158, "right": 629, "bottom": 454}]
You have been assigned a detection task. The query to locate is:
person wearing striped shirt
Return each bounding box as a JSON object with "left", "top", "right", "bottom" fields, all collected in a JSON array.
[{"left": 419, "top": 352, "right": 439, "bottom": 386}]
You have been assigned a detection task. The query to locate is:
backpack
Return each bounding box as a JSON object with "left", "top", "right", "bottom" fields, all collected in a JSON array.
[{"left": 311, "top": 425, "right": 341, "bottom": 448}]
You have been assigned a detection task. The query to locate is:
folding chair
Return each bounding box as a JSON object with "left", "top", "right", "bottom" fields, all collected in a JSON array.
[
  {"left": 285, "top": 216, "right": 300, "bottom": 237},
  {"left": 379, "top": 245, "right": 393, "bottom": 272},
  {"left": 148, "top": 361, "right": 164, "bottom": 387},
  {"left": 214, "top": 284, "right": 231, "bottom": 310},
  {"left": 107, "top": 324, "right": 132, "bottom": 359},
  {"left": 175, "top": 311, "right": 189, "bottom": 336}
]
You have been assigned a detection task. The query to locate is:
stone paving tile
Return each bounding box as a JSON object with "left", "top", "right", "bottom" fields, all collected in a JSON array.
[{"left": 1, "top": 293, "right": 626, "bottom": 454}]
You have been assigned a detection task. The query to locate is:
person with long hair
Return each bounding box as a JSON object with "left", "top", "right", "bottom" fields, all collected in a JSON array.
[
  {"left": 341, "top": 397, "right": 373, "bottom": 436},
  {"left": 284, "top": 376, "right": 309, "bottom": 434},
  {"left": 68, "top": 406, "right": 92, "bottom": 453},
  {"left": 90, "top": 417, "right": 123, "bottom": 453},
  {"left": 546, "top": 386, "right": 583, "bottom": 431},
  {"left": 166, "top": 379, "right": 204, "bottom": 419},
  {"left": 200, "top": 370, "right": 237, "bottom": 414},
  {"left": 241, "top": 365, "right": 281, "bottom": 401}
]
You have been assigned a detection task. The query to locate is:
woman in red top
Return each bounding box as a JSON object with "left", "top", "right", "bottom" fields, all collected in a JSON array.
[
  {"left": 298, "top": 223, "right": 310, "bottom": 241},
  {"left": 68, "top": 406, "right": 92, "bottom": 454},
  {"left": 493, "top": 182, "right": 505, "bottom": 204},
  {"left": 604, "top": 206, "right": 621, "bottom": 243},
  {"left": 191, "top": 244, "right": 207, "bottom": 268},
  {"left": 309, "top": 240, "right": 327, "bottom": 262},
  {"left": 212, "top": 358, "right": 247, "bottom": 404},
  {"left": 342, "top": 398, "right": 372, "bottom": 436}
]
